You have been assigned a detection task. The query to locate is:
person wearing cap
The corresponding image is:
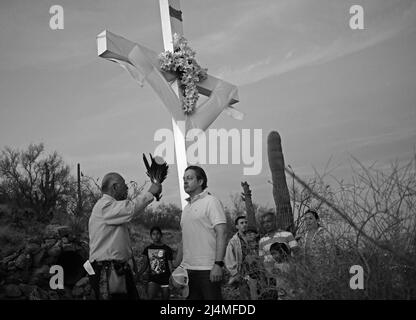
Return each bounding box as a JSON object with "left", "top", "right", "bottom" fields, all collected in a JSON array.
[
  {"left": 88, "top": 172, "right": 162, "bottom": 300},
  {"left": 225, "top": 216, "right": 260, "bottom": 299},
  {"left": 178, "top": 165, "right": 227, "bottom": 300}
]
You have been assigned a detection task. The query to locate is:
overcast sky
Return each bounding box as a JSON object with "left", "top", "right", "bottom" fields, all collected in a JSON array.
[{"left": 1, "top": 0, "right": 415, "bottom": 209}]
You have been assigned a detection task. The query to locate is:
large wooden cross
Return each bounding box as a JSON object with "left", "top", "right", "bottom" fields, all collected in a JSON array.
[{"left": 97, "top": 0, "right": 239, "bottom": 208}]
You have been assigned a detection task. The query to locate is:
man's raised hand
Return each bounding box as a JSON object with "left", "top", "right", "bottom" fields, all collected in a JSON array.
[{"left": 148, "top": 182, "right": 162, "bottom": 198}]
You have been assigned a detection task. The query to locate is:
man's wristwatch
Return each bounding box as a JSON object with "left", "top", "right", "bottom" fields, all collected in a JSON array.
[{"left": 214, "top": 261, "right": 224, "bottom": 267}]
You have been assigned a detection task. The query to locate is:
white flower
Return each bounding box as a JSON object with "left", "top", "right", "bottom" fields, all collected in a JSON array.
[{"left": 158, "top": 34, "right": 207, "bottom": 115}]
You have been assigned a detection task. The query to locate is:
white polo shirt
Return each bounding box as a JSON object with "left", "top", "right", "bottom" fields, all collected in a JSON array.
[{"left": 180, "top": 190, "right": 227, "bottom": 270}]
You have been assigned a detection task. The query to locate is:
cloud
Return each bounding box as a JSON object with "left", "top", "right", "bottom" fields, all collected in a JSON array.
[
  {"left": 0, "top": 0, "right": 160, "bottom": 72},
  {"left": 66, "top": 151, "right": 135, "bottom": 167},
  {"left": 331, "top": 127, "right": 416, "bottom": 150},
  {"left": 204, "top": 0, "right": 416, "bottom": 86},
  {"left": 190, "top": 2, "right": 282, "bottom": 52}
]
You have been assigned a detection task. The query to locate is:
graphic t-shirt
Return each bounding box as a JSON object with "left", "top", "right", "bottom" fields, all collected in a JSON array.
[{"left": 142, "top": 243, "right": 173, "bottom": 277}]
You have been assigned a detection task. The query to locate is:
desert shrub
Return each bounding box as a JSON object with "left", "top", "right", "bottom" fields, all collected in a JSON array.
[
  {"left": 283, "top": 155, "right": 416, "bottom": 299},
  {"left": 223, "top": 206, "right": 236, "bottom": 240},
  {"left": 131, "top": 203, "right": 182, "bottom": 230},
  {"left": 67, "top": 214, "right": 89, "bottom": 239},
  {"left": 60, "top": 173, "right": 102, "bottom": 218},
  {"left": 0, "top": 143, "right": 105, "bottom": 231},
  {"left": 0, "top": 143, "right": 74, "bottom": 223}
]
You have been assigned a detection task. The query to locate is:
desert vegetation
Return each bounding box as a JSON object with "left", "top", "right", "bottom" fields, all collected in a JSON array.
[{"left": 1, "top": 141, "right": 415, "bottom": 299}]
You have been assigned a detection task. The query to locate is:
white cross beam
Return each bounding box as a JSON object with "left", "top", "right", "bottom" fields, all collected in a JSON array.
[
  {"left": 97, "top": 0, "right": 239, "bottom": 208},
  {"left": 96, "top": 32, "right": 239, "bottom": 105}
]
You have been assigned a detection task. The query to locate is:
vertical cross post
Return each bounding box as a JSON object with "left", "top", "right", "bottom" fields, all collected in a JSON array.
[
  {"left": 159, "top": 0, "right": 188, "bottom": 209},
  {"left": 97, "top": 0, "right": 240, "bottom": 209}
]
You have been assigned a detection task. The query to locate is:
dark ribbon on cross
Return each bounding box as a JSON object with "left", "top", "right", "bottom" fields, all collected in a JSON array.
[{"left": 169, "top": 6, "right": 183, "bottom": 22}]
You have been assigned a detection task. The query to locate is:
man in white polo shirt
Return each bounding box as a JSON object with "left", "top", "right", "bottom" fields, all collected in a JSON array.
[{"left": 178, "top": 165, "right": 227, "bottom": 300}]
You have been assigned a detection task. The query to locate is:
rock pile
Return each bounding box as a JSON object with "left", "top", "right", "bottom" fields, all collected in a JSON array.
[{"left": 0, "top": 224, "right": 92, "bottom": 300}]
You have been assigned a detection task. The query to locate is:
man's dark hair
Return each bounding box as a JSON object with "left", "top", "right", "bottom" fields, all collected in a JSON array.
[
  {"left": 304, "top": 209, "right": 319, "bottom": 221},
  {"left": 270, "top": 241, "right": 291, "bottom": 256},
  {"left": 185, "top": 165, "right": 208, "bottom": 190},
  {"left": 304, "top": 209, "right": 321, "bottom": 227},
  {"left": 235, "top": 215, "right": 247, "bottom": 226},
  {"left": 150, "top": 226, "right": 162, "bottom": 236}
]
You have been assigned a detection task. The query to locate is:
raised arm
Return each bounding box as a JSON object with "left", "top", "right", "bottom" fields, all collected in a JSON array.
[
  {"left": 241, "top": 181, "right": 257, "bottom": 231},
  {"left": 104, "top": 183, "right": 161, "bottom": 225}
]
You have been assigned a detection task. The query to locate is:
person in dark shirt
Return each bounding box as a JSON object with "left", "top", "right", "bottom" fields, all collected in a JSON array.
[{"left": 142, "top": 226, "right": 173, "bottom": 299}]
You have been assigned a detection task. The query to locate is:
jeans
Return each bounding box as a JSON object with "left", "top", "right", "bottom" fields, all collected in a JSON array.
[{"left": 187, "top": 270, "right": 222, "bottom": 300}]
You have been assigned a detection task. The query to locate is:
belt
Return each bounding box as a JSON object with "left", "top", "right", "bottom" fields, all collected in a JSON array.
[
  {"left": 93, "top": 260, "right": 131, "bottom": 276},
  {"left": 94, "top": 259, "right": 126, "bottom": 265}
]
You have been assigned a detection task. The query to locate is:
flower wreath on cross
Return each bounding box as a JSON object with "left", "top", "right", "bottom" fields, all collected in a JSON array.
[{"left": 159, "top": 33, "right": 208, "bottom": 115}]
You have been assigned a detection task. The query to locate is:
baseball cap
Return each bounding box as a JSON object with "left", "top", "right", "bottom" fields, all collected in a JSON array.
[{"left": 171, "top": 266, "right": 189, "bottom": 298}]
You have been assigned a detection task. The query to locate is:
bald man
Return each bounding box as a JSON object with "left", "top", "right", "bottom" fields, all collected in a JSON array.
[{"left": 88, "top": 172, "right": 161, "bottom": 300}]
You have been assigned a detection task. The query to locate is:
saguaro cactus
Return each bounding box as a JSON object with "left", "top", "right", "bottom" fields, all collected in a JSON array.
[{"left": 267, "top": 131, "right": 294, "bottom": 233}]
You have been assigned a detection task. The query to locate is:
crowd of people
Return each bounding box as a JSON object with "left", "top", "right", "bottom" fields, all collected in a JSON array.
[
  {"left": 86, "top": 166, "right": 333, "bottom": 300},
  {"left": 224, "top": 207, "right": 334, "bottom": 300}
]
